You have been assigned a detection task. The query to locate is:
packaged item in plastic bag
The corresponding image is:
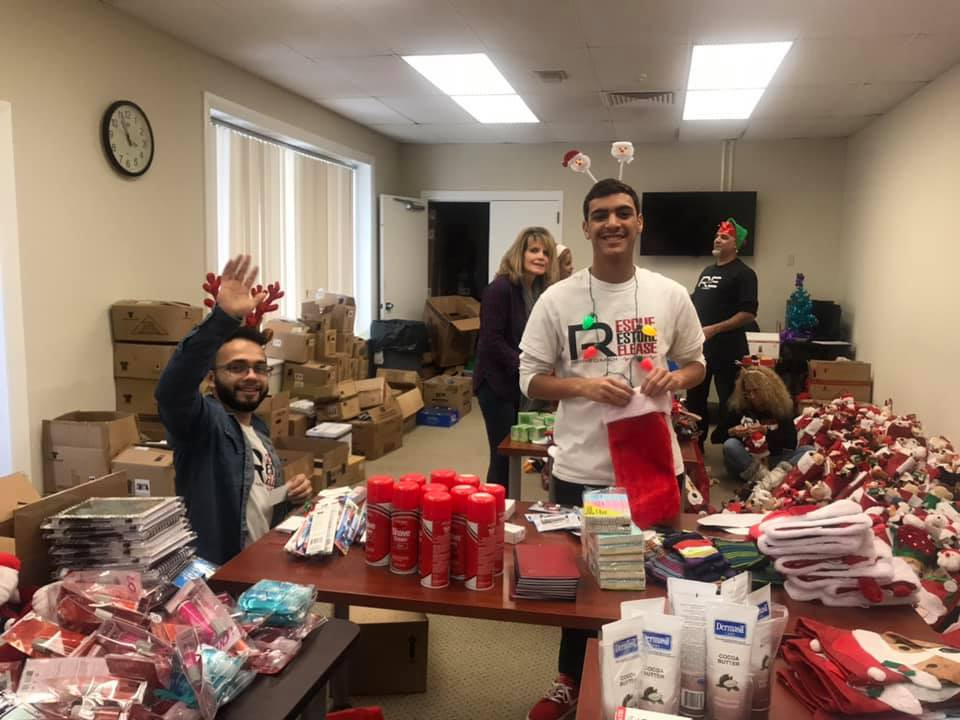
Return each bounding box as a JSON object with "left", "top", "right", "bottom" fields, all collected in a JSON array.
[
  {"left": 236, "top": 580, "right": 316, "bottom": 628},
  {"left": 0, "top": 661, "right": 24, "bottom": 692},
  {"left": 198, "top": 645, "right": 255, "bottom": 706},
  {"left": 1, "top": 613, "right": 88, "bottom": 657},
  {"left": 61, "top": 571, "right": 142, "bottom": 613},
  {"left": 16, "top": 657, "right": 148, "bottom": 708},
  {"left": 164, "top": 581, "right": 242, "bottom": 653},
  {"left": 247, "top": 636, "right": 301, "bottom": 675}
]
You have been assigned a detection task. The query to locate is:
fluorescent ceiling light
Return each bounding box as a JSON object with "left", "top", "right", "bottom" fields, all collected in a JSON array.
[
  {"left": 402, "top": 52, "right": 540, "bottom": 124},
  {"left": 683, "top": 89, "right": 765, "bottom": 120},
  {"left": 402, "top": 53, "right": 515, "bottom": 96},
  {"left": 451, "top": 94, "right": 539, "bottom": 124},
  {"left": 683, "top": 41, "right": 792, "bottom": 120}
]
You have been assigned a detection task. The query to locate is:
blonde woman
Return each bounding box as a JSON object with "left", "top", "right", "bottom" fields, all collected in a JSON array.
[{"left": 474, "top": 227, "right": 558, "bottom": 488}]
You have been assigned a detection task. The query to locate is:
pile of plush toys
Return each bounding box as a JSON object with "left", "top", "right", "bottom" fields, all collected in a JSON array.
[{"left": 719, "top": 394, "right": 960, "bottom": 632}]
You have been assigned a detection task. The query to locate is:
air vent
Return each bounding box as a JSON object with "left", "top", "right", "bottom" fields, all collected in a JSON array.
[
  {"left": 533, "top": 69, "right": 569, "bottom": 83},
  {"left": 602, "top": 91, "right": 675, "bottom": 108}
]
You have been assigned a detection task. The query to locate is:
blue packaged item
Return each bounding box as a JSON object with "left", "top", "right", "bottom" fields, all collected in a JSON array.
[
  {"left": 200, "top": 645, "right": 256, "bottom": 707},
  {"left": 417, "top": 407, "right": 459, "bottom": 427},
  {"left": 237, "top": 580, "right": 316, "bottom": 627}
]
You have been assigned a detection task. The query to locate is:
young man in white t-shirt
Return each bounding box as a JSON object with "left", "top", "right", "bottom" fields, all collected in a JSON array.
[{"left": 519, "top": 179, "right": 706, "bottom": 720}]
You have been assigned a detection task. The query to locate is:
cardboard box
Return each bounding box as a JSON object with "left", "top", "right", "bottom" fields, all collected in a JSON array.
[
  {"left": 377, "top": 368, "right": 423, "bottom": 392},
  {"left": 355, "top": 377, "right": 389, "bottom": 409},
  {"left": 110, "top": 301, "right": 203, "bottom": 344},
  {"left": 42, "top": 412, "right": 141, "bottom": 493},
  {"left": 424, "top": 296, "right": 481, "bottom": 367},
  {"left": 350, "top": 358, "right": 362, "bottom": 381},
  {"left": 350, "top": 406, "right": 403, "bottom": 460},
  {"left": 315, "top": 395, "right": 361, "bottom": 422},
  {"left": 289, "top": 414, "right": 312, "bottom": 437},
  {"left": 116, "top": 378, "right": 159, "bottom": 416},
  {"left": 111, "top": 446, "right": 176, "bottom": 497},
  {"left": 416, "top": 407, "right": 460, "bottom": 427},
  {"left": 266, "top": 358, "right": 284, "bottom": 396},
  {"left": 348, "top": 607, "right": 428, "bottom": 695},
  {"left": 422, "top": 374, "right": 473, "bottom": 417},
  {"left": 137, "top": 416, "right": 167, "bottom": 442},
  {"left": 0, "top": 473, "right": 40, "bottom": 540},
  {"left": 396, "top": 387, "right": 425, "bottom": 433},
  {"left": 277, "top": 449, "right": 314, "bottom": 484},
  {"left": 255, "top": 391, "right": 291, "bottom": 441},
  {"left": 255, "top": 390, "right": 291, "bottom": 415},
  {"left": 318, "top": 330, "right": 337, "bottom": 359},
  {"left": 332, "top": 353, "right": 353, "bottom": 382},
  {"left": 745, "top": 332, "right": 781, "bottom": 361},
  {"left": 808, "top": 360, "right": 872, "bottom": 383},
  {"left": 11, "top": 472, "right": 130, "bottom": 586},
  {"left": 277, "top": 436, "right": 349, "bottom": 490},
  {"left": 113, "top": 343, "right": 176, "bottom": 380},
  {"left": 336, "top": 331, "right": 355, "bottom": 354},
  {"left": 302, "top": 291, "right": 356, "bottom": 334},
  {"left": 809, "top": 381, "right": 873, "bottom": 403},
  {"left": 264, "top": 320, "right": 316, "bottom": 364},
  {"left": 282, "top": 362, "right": 337, "bottom": 400},
  {"left": 345, "top": 454, "right": 366, "bottom": 486}
]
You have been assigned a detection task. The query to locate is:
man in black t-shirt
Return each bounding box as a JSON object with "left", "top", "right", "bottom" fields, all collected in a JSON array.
[{"left": 687, "top": 218, "right": 759, "bottom": 447}]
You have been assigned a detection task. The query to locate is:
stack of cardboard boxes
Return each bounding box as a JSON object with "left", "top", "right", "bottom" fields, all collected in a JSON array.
[
  {"left": 807, "top": 359, "right": 873, "bottom": 402},
  {"left": 110, "top": 300, "right": 203, "bottom": 440}
]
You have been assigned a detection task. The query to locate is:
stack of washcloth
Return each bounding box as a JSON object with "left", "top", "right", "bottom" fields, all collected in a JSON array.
[
  {"left": 646, "top": 530, "right": 734, "bottom": 582},
  {"left": 713, "top": 538, "right": 784, "bottom": 584},
  {"left": 752, "top": 499, "right": 921, "bottom": 607}
]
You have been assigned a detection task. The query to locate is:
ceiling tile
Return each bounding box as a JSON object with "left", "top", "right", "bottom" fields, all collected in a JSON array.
[
  {"left": 493, "top": 125, "right": 556, "bottom": 144},
  {"left": 845, "top": 81, "right": 927, "bottom": 115},
  {"left": 543, "top": 121, "right": 617, "bottom": 143},
  {"left": 612, "top": 120, "right": 679, "bottom": 143},
  {"left": 678, "top": 121, "right": 748, "bottom": 142},
  {"left": 802, "top": 0, "right": 960, "bottom": 38},
  {"left": 588, "top": 43, "right": 691, "bottom": 92},
  {"left": 378, "top": 95, "right": 474, "bottom": 124},
  {"left": 322, "top": 98, "right": 414, "bottom": 125},
  {"left": 522, "top": 93, "right": 611, "bottom": 123},
  {"left": 687, "top": 0, "right": 811, "bottom": 43},
  {"left": 752, "top": 84, "right": 859, "bottom": 118},
  {"left": 450, "top": 0, "right": 586, "bottom": 55},
  {"left": 575, "top": 0, "right": 694, "bottom": 45},
  {"left": 743, "top": 114, "right": 875, "bottom": 139},
  {"left": 313, "top": 55, "right": 442, "bottom": 97},
  {"left": 340, "top": 0, "right": 485, "bottom": 54},
  {"left": 486, "top": 47, "right": 601, "bottom": 95}
]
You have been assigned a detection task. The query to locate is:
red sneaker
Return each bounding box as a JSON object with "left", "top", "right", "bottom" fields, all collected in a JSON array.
[{"left": 527, "top": 674, "right": 579, "bottom": 720}]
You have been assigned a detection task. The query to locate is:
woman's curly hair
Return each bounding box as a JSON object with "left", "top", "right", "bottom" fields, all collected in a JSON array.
[{"left": 728, "top": 365, "right": 794, "bottom": 419}]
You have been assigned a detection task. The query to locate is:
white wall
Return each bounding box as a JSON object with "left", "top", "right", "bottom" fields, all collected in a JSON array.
[
  {"left": 399, "top": 139, "right": 847, "bottom": 332},
  {"left": 0, "top": 0, "right": 400, "bottom": 483},
  {"left": 842, "top": 63, "right": 960, "bottom": 440}
]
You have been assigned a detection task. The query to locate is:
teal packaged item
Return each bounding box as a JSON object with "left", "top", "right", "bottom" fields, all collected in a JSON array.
[
  {"left": 237, "top": 579, "right": 317, "bottom": 627},
  {"left": 517, "top": 411, "right": 538, "bottom": 425},
  {"left": 511, "top": 425, "right": 528, "bottom": 442}
]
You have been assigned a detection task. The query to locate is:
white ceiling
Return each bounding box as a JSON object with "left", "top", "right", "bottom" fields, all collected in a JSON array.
[{"left": 105, "top": 0, "right": 960, "bottom": 144}]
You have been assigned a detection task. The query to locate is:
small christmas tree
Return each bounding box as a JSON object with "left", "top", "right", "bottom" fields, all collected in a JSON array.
[{"left": 783, "top": 272, "right": 818, "bottom": 341}]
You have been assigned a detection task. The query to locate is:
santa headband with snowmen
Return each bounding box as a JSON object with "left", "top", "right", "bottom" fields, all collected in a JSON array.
[{"left": 561, "top": 141, "right": 636, "bottom": 183}]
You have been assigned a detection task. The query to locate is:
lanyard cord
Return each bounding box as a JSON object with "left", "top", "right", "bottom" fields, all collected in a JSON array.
[{"left": 586, "top": 268, "right": 641, "bottom": 387}]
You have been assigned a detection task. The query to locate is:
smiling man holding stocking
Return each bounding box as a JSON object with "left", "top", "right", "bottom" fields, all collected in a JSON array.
[{"left": 519, "top": 178, "right": 705, "bottom": 720}]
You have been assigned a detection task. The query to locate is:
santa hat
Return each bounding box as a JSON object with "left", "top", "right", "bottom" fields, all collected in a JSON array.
[
  {"left": 556, "top": 243, "right": 569, "bottom": 259},
  {"left": 717, "top": 217, "right": 749, "bottom": 249},
  {"left": 746, "top": 430, "right": 770, "bottom": 459}
]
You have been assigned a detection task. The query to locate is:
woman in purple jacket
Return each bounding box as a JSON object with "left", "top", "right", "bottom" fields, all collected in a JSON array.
[{"left": 474, "top": 226, "right": 559, "bottom": 488}]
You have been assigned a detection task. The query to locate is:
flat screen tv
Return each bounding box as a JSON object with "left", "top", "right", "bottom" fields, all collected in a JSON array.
[{"left": 640, "top": 191, "right": 757, "bottom": 256}]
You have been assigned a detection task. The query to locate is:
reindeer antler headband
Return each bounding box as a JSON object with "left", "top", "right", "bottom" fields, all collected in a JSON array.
[{"left": 202, "top": 272, "right": 284, "bottom": 329}]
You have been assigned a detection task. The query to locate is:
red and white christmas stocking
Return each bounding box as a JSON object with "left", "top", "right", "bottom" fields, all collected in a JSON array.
[{"left": 604, "top": 390, "right": 678, "bottom": 528}]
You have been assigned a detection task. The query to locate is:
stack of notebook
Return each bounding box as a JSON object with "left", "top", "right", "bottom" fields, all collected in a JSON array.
[
  {"left": 512, "top": 544, "right": 580, "bottom": 601},
  {"left": 43, "top": 496, "right": 196, "bottom": 583}
]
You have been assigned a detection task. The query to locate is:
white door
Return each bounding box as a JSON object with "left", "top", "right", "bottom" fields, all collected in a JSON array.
[
  {"left": 379, "top": 194, "right": 429, "bottom": 321},
  {"left": 488, "top": 200, "right": 562, "bottom": 281}
]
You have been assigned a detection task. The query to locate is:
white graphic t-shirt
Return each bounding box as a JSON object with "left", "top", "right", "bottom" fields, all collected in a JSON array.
[
  {"left": 520, "top": 267, "right": 706, "bottom": 485},
  {"left": 241, "top": 423, "right": 278, "bottom": 546}
]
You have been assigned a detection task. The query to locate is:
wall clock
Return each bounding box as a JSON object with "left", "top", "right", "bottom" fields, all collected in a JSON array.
[{"left": 101, "top": 100, "right": 154, "bottom": 177}]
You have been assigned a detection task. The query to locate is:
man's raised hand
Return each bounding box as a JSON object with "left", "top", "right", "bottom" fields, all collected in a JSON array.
[{"left": 217, "top": 254, "right": 268, "bottom": 321}]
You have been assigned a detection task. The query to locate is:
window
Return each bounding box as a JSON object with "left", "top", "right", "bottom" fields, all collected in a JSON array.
[{"left": 213, "top": 120, "right": 355, "bottom": 320}]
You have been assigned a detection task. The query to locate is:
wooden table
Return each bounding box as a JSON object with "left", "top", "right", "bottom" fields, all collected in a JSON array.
[
  {"left": 497, "top": 436, "right": 549, "bottom": 500},
  {"left": 220, "top": 617, "right": 359, "bottom": 720},
  {"left": 497, "top": 437, "right": 710, "bottom": 505}
]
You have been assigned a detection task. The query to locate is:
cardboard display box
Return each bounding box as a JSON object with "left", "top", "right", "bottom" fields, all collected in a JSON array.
[
  {"left": 277, "top": 436, "right": 349, "bottom": 491},
  {"left": 332, "top": 353, "right": 352, "bottom": 382},
  {"left": 116, "top": 378, "right": 159, "bottom": 416},
  {"left": 255, "top": 391, "right": 291, "bottom": 441},
  {"left": 345, "top": 454, "right": 366, "bottom": 486},
  {"left": 336, "top": 331, "right": 355, "bottom": 355},
  {"left": 424, "top": 296, "right": 481, "bottom": 368},
  {"left": 137, "top": 416, "right": 167, "bottom": 443},
  {"left": 277, "top": 449, "right": 314, "bottom": 484},
  {"left": 809, "top": 381, "right": 873, "bottom": 403},
  {"left": 348, "top": 607, "right": 428, "bottom": 695},
  {"left": 318, "top": 330, "right": 337, "bottom": 359},
  {"left": 111, "top": 446, "right": 176, "bottom": 497},
  {"left": 808, "top": 360, "right": 872, "bottom": 383},
  {"left": 282, "top": 362, "right": 337, "bottom": 400},
  {"left": 396, "top": 388, "right": 425, "bottom": 433},
  {"left": 745, "top": 332, "right": 781, "bottom": 361},
  {"left": 111, "top": 301, "right": 203, "bottom": 344},
  {"left": 350, "top": 406, "right": 403, "bottom": 460},
  {"left": 355, "top": 377, "right": 389, "bottom": 409},
  {"left": 4, "top": 472, "right": 130, "bottom": 586},
  {"left": 113, "top": 343, "right": 176, "bottom": 380},
  {"left": 422, "top": 374, "right": 473, "bottom": 417},
  {"left": 302, "top": 292, "right": 356, "bottom": 334},
  {"left": 42, "top": 412, "right": 140, "bottom": 493},
  {"left": 288, "top": 414, "right": 312, "bottom": 437},
  {"left": 0, "top": 473, "right": 40, "bottom": 541},
  {"left": 264, "top": 320, "right": 316, "bottom": 364},
  {"left": 315, "top": 395, "right": 361, "bottom": 422}
]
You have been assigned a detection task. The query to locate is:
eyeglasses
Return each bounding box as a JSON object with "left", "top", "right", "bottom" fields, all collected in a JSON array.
[{"left": 216, "top": 361, "right": 271, "bottom": 377}]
